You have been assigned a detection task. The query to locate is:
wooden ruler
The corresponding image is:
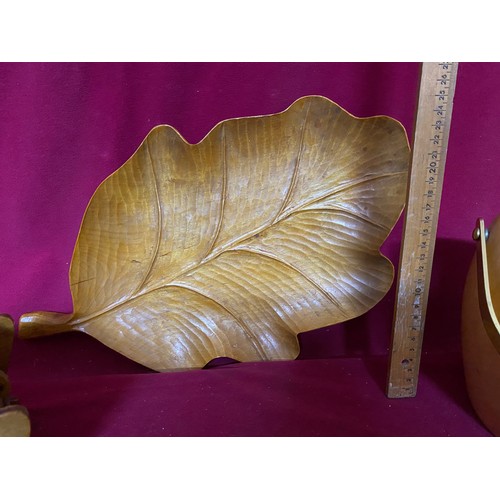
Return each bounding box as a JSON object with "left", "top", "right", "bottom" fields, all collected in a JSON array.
[{"left": 386, "top": 62, "right": 459, "bottom": 398}]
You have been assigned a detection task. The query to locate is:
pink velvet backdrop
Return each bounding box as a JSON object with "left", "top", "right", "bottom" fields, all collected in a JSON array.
[{"left": 1, "top": 62, "right": 499, "bottom": 435}]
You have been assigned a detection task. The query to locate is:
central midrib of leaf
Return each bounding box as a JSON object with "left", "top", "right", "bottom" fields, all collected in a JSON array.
[
  {"left": 68, "top": 107, "right": 312, "bottom": 327},
  {"left": 68, "top": 104, "right": 400, "bottom": 328},
  {"left": 69, "top": 171, "right": 399, "bottom": 328}
]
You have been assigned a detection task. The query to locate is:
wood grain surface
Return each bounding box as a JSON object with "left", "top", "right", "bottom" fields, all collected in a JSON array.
[
  {"left": 462, "top": 216, "right": 500, "bottom": 435},
  {"left": 19, "top": 96, "right": 410, "bottom": 371},
  {"left": 0, "top": 315, "right": 30, "bottom": 437},
  {"left": 0, "top": 314, "right": 13, "bottom": 373},
  {"left": 0, "top": 405, "right": 30, "bottom": 437}
]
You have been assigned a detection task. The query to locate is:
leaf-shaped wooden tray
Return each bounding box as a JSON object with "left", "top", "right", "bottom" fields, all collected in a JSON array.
[{"left": 19, "top": 96, "right": 410, "bottom": 371}]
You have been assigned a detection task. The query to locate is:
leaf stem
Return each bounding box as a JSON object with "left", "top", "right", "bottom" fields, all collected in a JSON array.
[{"left": 18, "top": 312, "right": 75, "bottom": 339}]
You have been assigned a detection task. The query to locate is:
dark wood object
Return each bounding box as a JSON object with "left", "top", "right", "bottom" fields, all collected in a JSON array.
[{"left": 0, "top": 315, "right": 30, "bottom": 437}]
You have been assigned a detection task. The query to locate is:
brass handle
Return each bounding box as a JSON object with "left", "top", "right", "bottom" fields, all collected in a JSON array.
[{"left": 473, "top": 218, "right": 500, "bottom": 354}]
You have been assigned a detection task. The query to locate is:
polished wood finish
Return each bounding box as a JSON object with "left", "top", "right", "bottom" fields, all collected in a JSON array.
[
  {"left": 0, "top": 405, "right": 31, "bottom": 437},
  {"left": 19, "top": 96, "right": 410, "bottom": 372},
  {"left": 0, "top": 315, "right": 31, "bottom": 437},
  {"left": 0, "top": 314, "right": 14, "bottom": 373},
  {"left": 0, "top": 370, "right": 11, "bottom": 406},
  {"left": 387, "top": 62, "right": 459, "bottom": 398},
  {"left": 462, "top": 216, "right": 500, "bottom": 436},
  {"left": 0, "top": 315, "right": 14, "bottom": 402}
]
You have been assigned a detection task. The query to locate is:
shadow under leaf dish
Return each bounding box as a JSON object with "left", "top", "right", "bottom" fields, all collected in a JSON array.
[{"left": 19, "top": 96, "right": 410, "bottom": 372}]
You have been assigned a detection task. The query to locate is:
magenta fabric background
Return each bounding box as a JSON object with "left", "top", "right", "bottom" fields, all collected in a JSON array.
[{"left": 1, "top": 62, "right": 499, "bottom": 436}]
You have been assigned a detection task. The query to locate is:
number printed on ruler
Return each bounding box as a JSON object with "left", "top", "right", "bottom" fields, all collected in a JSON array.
[
  {"left": 387, "top": 62, "right": 458, "bottom": 397},
  {"left": 413, "top": 62, "right": 454, "bottom": 338}
]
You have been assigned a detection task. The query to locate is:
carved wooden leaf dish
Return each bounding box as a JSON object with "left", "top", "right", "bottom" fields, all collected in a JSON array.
[{"left": 19, "top": 96, "right": 410, "bottom": 371}]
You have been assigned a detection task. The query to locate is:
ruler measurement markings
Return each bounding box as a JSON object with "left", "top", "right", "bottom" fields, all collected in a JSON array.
[{"left": 387, "top": 62, "right": 458, "bottom": 398}]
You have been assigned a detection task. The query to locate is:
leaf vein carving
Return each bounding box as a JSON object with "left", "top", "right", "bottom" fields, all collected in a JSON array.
[
  {"left": 273, "top": 101, "right": 311, "bottom": 223},
  {"left": 204, "top": 123, "right": 227, "bottom": 257},
  {"left": 71, "top": 282, "right": 269, "bottom": 360},
  {"left": 70, "top": 170, "right": 400, "bottom": 325},
  {"left": 166, "top": 284, "right": 269, "bottom": 360},
  {"left": 277, "top": 171, "right": 405, "bottom": 222},
  {"left": 68, "top": 114, "right": 405, "bottom": 329},
  {"left": 130, "top": 140, "right": 163, "bottom": 296},
  {"left": 298, "top": 207, "right": 390, "bottom": 233},
  {"left": 229, "top": 248, "right": 348, "bottom": 316},
  {"left": 166, "top": 310, "right": 216, "bottom": 359}
]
